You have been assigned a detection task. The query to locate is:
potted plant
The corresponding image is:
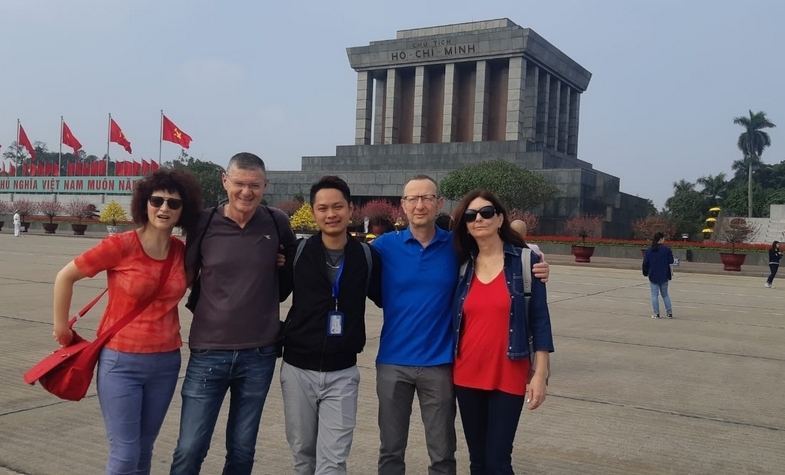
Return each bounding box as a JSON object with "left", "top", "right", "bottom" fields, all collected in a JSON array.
[
  {"left": 0, "top": 201, "right": 13, "bottom": 231},
  {"left": 99, "top": 201, "right": 129, "bottom": 234},
  {"left": 37, "top": 200, "right": 65, "bottom": 233},
  {"left": 718, "top": 217, "right": 757, "bottom": 271},
  {"left": 12, "top": 199, "right": 35, "bottom": 232},
  {"left": 66, "top": 200, "right": 97, "bottom": 235},
  {"left": 564, "top": 215, "right": 602, "bottom": 262},
  {"left": 289, "top": 202, "right": 318, "bottom": 238}
]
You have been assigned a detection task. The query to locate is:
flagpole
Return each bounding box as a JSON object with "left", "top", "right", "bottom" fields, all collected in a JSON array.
[
  {"left": 59, "top": 116, "right": 63, "bottom": 177},
  {"left": 107, "top": 113, "right": 111, "bottom": 177},
  {"left": 16, "top": 119, "right": 20, "bottom": 177},
  {"left": 159, "top": 110, "right": 163, "bottom": 166}
]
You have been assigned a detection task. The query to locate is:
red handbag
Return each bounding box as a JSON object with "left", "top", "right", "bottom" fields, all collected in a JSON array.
[{"left": 24, "top": 251, "right": 175, "bottom": 401}]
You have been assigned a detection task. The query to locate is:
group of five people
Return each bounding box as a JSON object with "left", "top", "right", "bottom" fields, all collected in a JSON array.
[{"left": 52, "top": 152, "right": 554, "bottom": 474}]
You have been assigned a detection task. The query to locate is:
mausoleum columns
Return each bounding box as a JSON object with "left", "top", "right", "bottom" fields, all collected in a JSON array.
[
  {"left": 505, "top": 57, "right": 525, "bottom": 141},
  {"left": 361, "top": 58, "right": 581, "bottom": 153},
  {"left": 354, "top": 71, "right": 373, "bottom": 145},
  {"left": 413, "top": 66, "right": 428, "bottom": 143},
  {"left": 384, "top": 69, "right": 401, "bottom": 144},
  {"left": 442, "top": 63, "right": 457, "bottom": 143}
]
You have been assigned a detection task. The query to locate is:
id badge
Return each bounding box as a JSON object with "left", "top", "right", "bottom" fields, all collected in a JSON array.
[{"left": 326, "top": 310, "right": 344, "bottom": 337}]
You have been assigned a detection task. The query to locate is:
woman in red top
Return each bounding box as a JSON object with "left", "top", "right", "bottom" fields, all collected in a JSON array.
[
  {"left": 52, "top": 169, "right": 201, "bottom": 475},
  {"left": 451, "top": 190, "right": 553, "bottom": 474}
]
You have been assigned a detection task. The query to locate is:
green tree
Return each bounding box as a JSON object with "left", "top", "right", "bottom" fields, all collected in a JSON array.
[
  {"left": 696, "top": 173, "right": 728, "bottom": 205},
  {"left": 167, "top": 151, "right": 226, "bottom": 207},
  {"left": 733, "top": 110, "right": 775, "bottom": 217},
  {"left": 440, "top": 160, "right": 556, "bottom": 210},
  {"left": 664, "top": 179, "right": 707, "bottom": 236}
]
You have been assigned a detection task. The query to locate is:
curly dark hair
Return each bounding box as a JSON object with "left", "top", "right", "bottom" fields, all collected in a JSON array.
[
  {"left": 131, "top": 169, "right": 203, "bottom": 236},
  {"left": 452, "top": 189, "right": 524, "bottom": 263}
]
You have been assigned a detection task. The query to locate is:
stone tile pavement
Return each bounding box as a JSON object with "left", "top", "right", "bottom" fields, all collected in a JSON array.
[{"left": 1, "top": 233, "right": 783, "bottom": 474}]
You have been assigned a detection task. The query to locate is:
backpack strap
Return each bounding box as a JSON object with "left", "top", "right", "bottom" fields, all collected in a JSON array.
[
  {"left": 360, "top": 241, "right": 372, "bottom": 293},
  {"left": 293, "top": 238, "right": 308, "bottom": 269},
  {"left": 520, "top": 247, "right": 549, "bottom": 384}
]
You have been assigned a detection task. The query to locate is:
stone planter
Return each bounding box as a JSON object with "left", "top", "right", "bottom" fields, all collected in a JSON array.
[
  {"left": 42, "top": 223, "right": 59, "bottom": 234},
  {"left": 71, "top": 223, "right": 88, "bottom": 235},
  {"left": 719, "top": 252, "right": 746, "bottom": 272},
  {"left": 571, "top": 245, "right": 595, "bottom": 263}
]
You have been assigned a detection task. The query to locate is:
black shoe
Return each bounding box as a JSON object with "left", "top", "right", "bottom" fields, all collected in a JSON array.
[{"left": 667, "top": 313, "right": 673, "bottom": 319}]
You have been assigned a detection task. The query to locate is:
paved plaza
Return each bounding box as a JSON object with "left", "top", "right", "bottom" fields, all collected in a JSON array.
[{"left": 0, "top": 232, "right": 783, "bottom": 474}]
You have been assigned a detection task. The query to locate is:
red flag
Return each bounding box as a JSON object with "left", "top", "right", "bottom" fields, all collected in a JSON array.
[
  {"left": 141, "top": 159, "right": 150, "bottom": 175},
  {"left": 133, "top": 160, "right": 141, "bottom": 175},
  {"left": 66, "top": 162, "right": 74, "bottom": 176},
  {"left": 110, "top": 118, "right": 133, "bottom": 154},
  {"left": 162, "top": 115, "right": 192, "bottom": 149},
  {"left": 151, "top": 160, "right": 160, "bottom": 172},
  {"left": 19, "top": 125, "right": 36, "bottom": 160},
  {"left": 9, "top": 163, "right": 16, "bottom": 175},
  {"left": 1, "top": 161, "right": 6, "bottom": 175},
  {"left": 115, "top": 160, "right": 123, "bottom": 176},
  {"left": 62, "top": 121, "right": 82, "bottom": 154},
  {"left": 76, "top": 161, "right": 83, "bottom": 176}
]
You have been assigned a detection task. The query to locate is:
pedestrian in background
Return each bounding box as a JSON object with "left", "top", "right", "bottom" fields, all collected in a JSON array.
[
  {"left": 765, "top": 240, "right": 782, "bottom": 288},
  {"left": 642, "top": 232, "right": 674, "bottom": 319}
]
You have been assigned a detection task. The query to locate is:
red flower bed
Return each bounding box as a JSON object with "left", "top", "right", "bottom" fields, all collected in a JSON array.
[{"left": 530, "top": 235, "right": 768, "bottom": 252}]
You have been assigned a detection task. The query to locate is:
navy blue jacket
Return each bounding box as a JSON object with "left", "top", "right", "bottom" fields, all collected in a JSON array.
[
  {"left": 643, "top": 245, "right": 674, "bottom": 284},
  {"left": 452, "top": 243, "right": 554, "bottom": 360}
]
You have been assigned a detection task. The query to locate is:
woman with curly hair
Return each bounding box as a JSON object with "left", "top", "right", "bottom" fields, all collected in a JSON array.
[{"left": 51, "top": 169, "right": 202, "bottom": 474}]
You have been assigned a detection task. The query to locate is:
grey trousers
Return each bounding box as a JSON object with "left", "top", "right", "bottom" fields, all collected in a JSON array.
[
  {"left": 280, "top": 362, "right": 360, "bottom": 475},
  {"left": 376, "top": 363, "right": 457, "bottom": 475}
]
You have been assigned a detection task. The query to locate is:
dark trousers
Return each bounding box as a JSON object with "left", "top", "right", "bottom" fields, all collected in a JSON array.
[
  {"left": 767, "top": 264, "right": 779, "bottom": 284},
  {"left": 455, "top": 386, "right": 525, "bottom": 475}
]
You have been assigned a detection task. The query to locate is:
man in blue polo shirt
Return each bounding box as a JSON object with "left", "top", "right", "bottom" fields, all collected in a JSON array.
[{"left": 372, "top": 175, "right": 549, "bottom": 474}]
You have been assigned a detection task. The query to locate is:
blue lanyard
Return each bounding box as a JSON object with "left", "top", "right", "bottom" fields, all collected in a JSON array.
[{"left": 331, "top": 258, "right": 345, "bottom": 309}]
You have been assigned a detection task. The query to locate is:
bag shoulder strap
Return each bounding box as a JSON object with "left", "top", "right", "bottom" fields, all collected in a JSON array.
[{"left": 67, "top": 288, "right": 109, "bottom": 327}]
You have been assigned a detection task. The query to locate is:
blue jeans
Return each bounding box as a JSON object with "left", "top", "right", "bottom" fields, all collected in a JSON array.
[
  {"left": 97, "top": 348, "right": 181, "bottom": 475},
  {"left": 170, "top": 346, "right": 277, "bottom": 475},
  {"left": 455, "top": 386, "right": 525, "bottom": 475},
  {"left": 649, "top": 281, "right": 672, "bottom": 315}
]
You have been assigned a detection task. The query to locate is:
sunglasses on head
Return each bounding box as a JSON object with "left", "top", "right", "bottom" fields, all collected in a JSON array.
[
  {"left": 148, "top": 196, "right": 183, "bottom": 210},
  {"left": 464, "top": 205, "right": 497, "bottom": 222}
]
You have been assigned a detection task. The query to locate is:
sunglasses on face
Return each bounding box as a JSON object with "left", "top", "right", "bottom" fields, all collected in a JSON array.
[
  {"left": 464, "top": 205, "right": 497, "bottom": 222},
  {"left": 148, "top": 196, "right": 183, "bottom": 210}
]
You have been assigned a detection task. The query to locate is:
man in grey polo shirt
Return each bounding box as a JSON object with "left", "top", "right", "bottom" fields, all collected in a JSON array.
[{"left": 171, "top": 152, "right": 296, "bottom": 475}]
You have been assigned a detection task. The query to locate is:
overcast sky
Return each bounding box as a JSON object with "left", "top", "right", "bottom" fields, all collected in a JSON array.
[{"left": 1, "top": 0, "right": 783, "bottom": 208}]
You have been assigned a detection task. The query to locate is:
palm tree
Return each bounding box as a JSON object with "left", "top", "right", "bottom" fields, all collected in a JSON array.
[
  {"left": 696, "top": 173, "right": 728, "bottom": 205},
  {"left": 733, "top": 110, "right": 775, "bottom": 217}
]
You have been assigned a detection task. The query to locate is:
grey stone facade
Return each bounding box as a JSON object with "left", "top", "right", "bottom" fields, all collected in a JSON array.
[{"left": 266, "top": 18, "right": 649, "bottom": 237}]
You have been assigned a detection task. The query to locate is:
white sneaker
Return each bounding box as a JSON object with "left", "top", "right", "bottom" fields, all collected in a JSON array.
[
  {"left": 651, "top": 314, "right": 660, "bottom": 319},
  {"left": 765, "top": 282, "right": 772, "bottom": 288}
]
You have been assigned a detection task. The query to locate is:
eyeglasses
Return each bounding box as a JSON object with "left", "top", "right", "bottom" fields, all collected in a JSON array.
[
  {"left": 402, "top": 194, "right": 438, "bottom": 205},
  {"left": 464, "top": 205, "right": 497, "bottom": 222},
  {"left": 224, "top": 175, "right": 265, "bottom": 191},
  {"left": 149, "top": 196, "right": 183, "bottom": 210}
]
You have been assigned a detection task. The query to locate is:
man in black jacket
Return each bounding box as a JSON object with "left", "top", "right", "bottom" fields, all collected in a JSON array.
[{"left": 280, "top": 176, "right": 382, "bottom": 474}]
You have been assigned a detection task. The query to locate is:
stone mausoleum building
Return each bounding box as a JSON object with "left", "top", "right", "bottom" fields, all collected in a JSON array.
[{"left": 267, "top": 19, "right": 650, "bottom": 236}]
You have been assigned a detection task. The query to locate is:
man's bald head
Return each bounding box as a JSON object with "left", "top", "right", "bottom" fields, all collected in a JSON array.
[{"left": 510, "top": 219, "right": 527, "bottom": 239}]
